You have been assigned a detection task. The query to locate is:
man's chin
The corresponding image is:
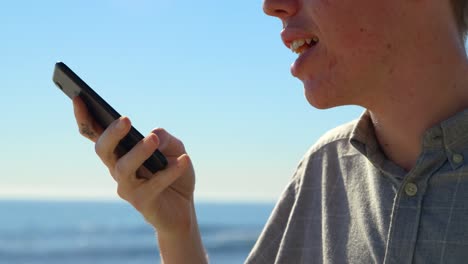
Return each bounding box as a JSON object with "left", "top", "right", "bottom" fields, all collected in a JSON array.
[
  {"left": 302, "top": 80, "right": 353, "bottom": 110},
  {"left": 304, "top": 89, "right": 337, "bottom": 110}
]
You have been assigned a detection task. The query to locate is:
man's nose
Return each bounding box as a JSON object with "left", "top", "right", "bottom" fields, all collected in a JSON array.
[{"left": 263, "top": 0, "right": 298, "bottom": 20}]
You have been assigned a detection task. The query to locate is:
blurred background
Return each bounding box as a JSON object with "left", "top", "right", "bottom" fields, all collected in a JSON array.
[{"left": 0, "top": 0, "right": 366, "bottom": 263}]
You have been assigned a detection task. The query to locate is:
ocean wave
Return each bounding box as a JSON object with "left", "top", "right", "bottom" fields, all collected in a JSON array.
[
  {"left": 0, "top": 245, "right": 158, "bottom": 259},
  {"left": 0, "top": 200, "right": 271, "bottom": 263},
  {"left": 0, "top": 224, "right": 154, "bottom": 239}
]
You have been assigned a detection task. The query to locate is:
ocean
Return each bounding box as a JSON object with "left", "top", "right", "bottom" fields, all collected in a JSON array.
[{"left": 0, "top": 200, "right": 275, "bottom": 264}]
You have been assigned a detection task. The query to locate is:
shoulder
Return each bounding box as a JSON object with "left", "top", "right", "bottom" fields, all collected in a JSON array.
[
  {"left": 289, "top": 118, "right": 360, "bottom": 182},
  {"left": 305, "top": 118, "right": 359, "bottom": 158}
]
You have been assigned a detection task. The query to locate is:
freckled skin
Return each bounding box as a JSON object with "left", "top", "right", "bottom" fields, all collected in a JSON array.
[
  {"left": 293, "top": 0, "right": 406, "bottom": 109},
  {"left": 265, "top": 0, "right": 433, "bottom": 109}
]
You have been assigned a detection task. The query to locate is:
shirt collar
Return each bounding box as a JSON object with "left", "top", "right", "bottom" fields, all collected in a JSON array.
[
  {"left": 349, "top": 110, "right": 406, "bottom": 178},
  {"left": 433, "top": 109, "right": 468, "bottom": 169},
  {"left": 439, "top": 109, "right": 468, "bottom": 149},
  {"left": 350, "top": 109, "right": 468, "bottom": 174}
]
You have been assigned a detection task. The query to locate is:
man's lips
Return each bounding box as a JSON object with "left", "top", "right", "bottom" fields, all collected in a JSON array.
[
  {"left": 281, "top": 28, "right": 318, "bottom": 50},
  {"left": 290, "top": 41, "right": 320, "bottom": 77}
]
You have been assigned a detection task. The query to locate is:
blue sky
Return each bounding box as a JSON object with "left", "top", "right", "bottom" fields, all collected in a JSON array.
[{"left": 1, "top": 0, "right": 364, "bottom": 201}]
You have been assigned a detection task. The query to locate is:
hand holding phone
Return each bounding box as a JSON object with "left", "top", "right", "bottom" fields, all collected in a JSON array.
[
  {"left": 52, "top": 62, "right": 168, "bottom": 178},
  {"left": 53, "top": 63, "right": 207, "bottom": 262}
]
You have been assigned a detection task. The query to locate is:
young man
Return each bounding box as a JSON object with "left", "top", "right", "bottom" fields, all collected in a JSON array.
[{"left": 73, "top": 0, "right": 468, "bottom": 263}]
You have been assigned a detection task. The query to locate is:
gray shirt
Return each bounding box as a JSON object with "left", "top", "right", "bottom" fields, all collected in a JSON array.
[{"left": 245, "top": 110, "right": 468, "bottom": 264}]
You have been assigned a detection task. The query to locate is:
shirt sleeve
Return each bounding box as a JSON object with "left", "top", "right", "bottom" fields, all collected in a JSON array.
[{"left": 244, "top": 161, "right": 303, "bottom": 264}]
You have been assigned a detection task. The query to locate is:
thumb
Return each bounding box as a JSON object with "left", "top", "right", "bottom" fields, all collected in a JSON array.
[{"left": 151, "top": 128, "right": 186, "bottom": 157}]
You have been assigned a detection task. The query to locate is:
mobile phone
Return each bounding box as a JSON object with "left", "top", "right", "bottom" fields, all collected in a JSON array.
[{"left": 52, "top": 62, "right": 168, "bottom": 178}]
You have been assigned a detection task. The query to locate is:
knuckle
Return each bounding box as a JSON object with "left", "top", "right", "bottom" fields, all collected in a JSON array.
[
  {"left": 175, "top": 138, "right": 185, "bottom": 149},
  {"left": 116, "top": 185, "right": 136, "bottom": 206},
  {"left": 151, "top": 128, "right": 186, "bottom": 153},
  {"left": 153, "top": 127, "right": 167, "bottom": 134},
  {"left": 131, "top": 195, "right": 145, "bottom": 212},
  {"left": 114, "top": 161, "right": 127, "bottom": 177},
  {"left": 94, "top": 140, "right": 104, "bottom": 156},
  {"left": 152, "top": 127, "right": 167, "bottom": 136},
  {"left": 168, "top": 136, "right": 186, "bottom": 153},
  {"left": 116, "top": 185, "right": 127, "bottom": 200},
  {"left": 110, "top": 120, "right": 122, "bottom": 134}
]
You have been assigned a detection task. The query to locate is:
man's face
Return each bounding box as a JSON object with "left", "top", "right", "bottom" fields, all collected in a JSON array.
[{"left": 263, "top": 0, "right": 406, "bottom": 109}]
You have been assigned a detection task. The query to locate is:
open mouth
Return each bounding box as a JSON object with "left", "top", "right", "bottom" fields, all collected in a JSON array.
[{"left": 290, "top": 36, "right": 319, "bottom": 55}]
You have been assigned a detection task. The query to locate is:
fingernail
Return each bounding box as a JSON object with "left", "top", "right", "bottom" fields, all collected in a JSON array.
[
  {"left": 150, "top": 134, "right": 158, "bottom": 144},
  {"left": 116, "top": 118, "right": 126, "bottom": 130}
]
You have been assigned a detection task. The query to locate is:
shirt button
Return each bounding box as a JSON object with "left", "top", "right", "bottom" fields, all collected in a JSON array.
[
  {"left": 404, "top": 183, "right": 418, "bottom": 197},
  {"left": 453, "top": 153, "right": 464, "bottom": 164}
]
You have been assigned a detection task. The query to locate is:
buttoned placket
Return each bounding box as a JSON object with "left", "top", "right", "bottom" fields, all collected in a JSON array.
[{"left": 383, "top": 130, "right": 448, "bottom": 264}]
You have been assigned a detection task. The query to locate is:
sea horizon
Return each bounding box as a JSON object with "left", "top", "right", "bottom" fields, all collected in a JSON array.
[
  {"left": 0, "top": 199, "right": 275, "bottom": 264},
  {"left": 0, "top": 188, "right": 280, "bottom": 204}
]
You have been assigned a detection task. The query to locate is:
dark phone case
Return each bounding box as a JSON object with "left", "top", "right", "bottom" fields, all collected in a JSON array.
[{"left": 52, "top": 62, "right": 168, "bottom": 177}]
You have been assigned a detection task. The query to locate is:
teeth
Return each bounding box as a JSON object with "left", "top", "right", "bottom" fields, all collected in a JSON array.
[
  {"left": 295, "top": 39, "right": 305, "bottom": 50},
  {"left": 290, "top": 37, "right": 318, "bottom": 54}
]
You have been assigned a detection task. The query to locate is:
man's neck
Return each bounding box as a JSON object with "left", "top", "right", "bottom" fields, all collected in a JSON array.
[
  {"left": 367, "top": 58, "right": 468, "bottom": 171},
  {"left": 361, "top": 13, "right": 468, "bottom": 171}
]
